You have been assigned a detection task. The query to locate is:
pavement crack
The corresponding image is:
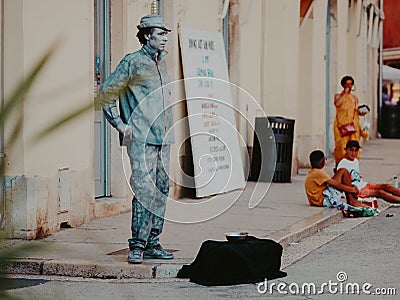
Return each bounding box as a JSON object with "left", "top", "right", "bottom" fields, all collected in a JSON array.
[
  {"left": 39, "top": 261, "right": 44, "bottom": 275},
  {"left": 152, "top": 266, "right": 157, "bottom": 278}
]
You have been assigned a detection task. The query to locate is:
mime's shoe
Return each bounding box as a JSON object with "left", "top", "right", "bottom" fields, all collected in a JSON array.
[
  {"left": 143, "top": 244, "right": 173, "bottom": 259},
  {"left": 128, "top": 248, "right": 144, "bottom": 264}
]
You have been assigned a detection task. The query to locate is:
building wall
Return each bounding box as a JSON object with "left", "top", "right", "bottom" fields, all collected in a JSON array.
[
  {"left": 233, "top": 0, "right": 301, "bottom": 171},
  {"left": 1, "top": 0, "right": 380, "bottom": 238},
  {"left": 3, "top": 0, "right": 95, "bottom": 238},
  {"left": 383, "top": 0, "right": 400, "bottom": 49},
  {"left": 3, "top": 0, "right": 25, "bottom": 175},
  {"left": 382, "top": 0, "right": 400, "bottom": 66},
  {"left": 297, "top": 0, "right": 328, "bottom": 167}
]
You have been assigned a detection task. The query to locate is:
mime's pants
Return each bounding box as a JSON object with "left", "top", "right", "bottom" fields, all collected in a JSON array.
[{"left": 126, "top": 142, "right": 170, "bottom": 250}]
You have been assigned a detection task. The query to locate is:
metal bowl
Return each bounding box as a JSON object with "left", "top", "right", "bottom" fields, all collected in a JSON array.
[{"left": 224, "top": 232, "right": 249, "bottom": 243}]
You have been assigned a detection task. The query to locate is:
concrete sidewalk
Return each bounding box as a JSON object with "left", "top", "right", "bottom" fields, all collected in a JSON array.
[{"left": 2, "top": 139, "right": 399, "bottom": 279}]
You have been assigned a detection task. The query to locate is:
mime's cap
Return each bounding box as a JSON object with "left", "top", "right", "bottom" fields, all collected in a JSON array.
[{"left": 137, "top": 14, "right": 171, "bottom": 32}]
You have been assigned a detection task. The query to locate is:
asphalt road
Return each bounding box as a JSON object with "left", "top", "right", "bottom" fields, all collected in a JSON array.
[
  {"left": 273, "top": 206, "right": 400, "bottom": 299},
  {"left": 2, "top": 207, "right": 399, "bottom": 300}
]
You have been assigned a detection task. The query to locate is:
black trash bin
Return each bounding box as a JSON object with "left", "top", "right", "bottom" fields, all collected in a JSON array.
[
  {"left": 380, "top": 105, "right": 400, "bottom": 138},
  {"left": 251, "top": 116, "right": 295, "bottom": 183}
]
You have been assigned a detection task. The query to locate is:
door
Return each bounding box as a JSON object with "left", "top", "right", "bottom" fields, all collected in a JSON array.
[{"left": 94, "top": 0, "right": 110, "bottom": 197}]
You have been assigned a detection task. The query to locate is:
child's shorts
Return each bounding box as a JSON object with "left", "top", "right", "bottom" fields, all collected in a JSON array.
[
  {"left": 322, "top": 186, "right": 343, "bottom": 207},
  {"left": 358, "top": 182, "right": 377, "bottom": 198}
]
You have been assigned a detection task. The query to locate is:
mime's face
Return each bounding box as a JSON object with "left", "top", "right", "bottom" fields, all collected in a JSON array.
[{"left": 146, "top": 28, "right": 168, "bottom": 52}]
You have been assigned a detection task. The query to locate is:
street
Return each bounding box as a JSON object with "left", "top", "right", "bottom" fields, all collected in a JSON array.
[{"left": 2, "top": 207, "right": 399, "bottom": 300}]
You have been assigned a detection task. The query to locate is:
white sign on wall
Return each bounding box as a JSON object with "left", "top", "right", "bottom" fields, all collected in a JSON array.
[{"left": 179, "top": 27, "right": 245, "bottom": 197}]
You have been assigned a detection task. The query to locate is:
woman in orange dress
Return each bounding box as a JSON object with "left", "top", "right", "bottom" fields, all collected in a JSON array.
[{"left": 333, "top": 76, "right": 367, "bottom": 165}]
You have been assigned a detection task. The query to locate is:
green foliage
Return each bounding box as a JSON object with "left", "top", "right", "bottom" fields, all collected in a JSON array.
[
  {"left": 34, "top": 72, "right": 130, "bottom": 141},
  {"left": 0, "top": 42, "right": 59, "bottom": 299},
  {"left": 0, "top": 39, "right": 129, "bottom": 298},
  {"left": 0, "top": 39, "right": 130, "bottom": 297}
]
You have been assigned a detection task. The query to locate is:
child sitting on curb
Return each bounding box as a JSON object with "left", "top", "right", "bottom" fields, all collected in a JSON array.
[
  {"left": 304, "top": 149, "right": 365, "bottom": 208},
  {"left": 337, "top": 140, "right": 400, "bottom": 204}
]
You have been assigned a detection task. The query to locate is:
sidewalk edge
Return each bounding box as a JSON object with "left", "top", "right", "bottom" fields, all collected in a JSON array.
[{"left": 4, "top": 206, "right": 392, "bottom": 279}]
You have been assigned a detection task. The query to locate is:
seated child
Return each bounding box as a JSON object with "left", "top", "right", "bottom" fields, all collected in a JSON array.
[
  {"left": 337, "top": 140, "right": 400, "bottom": 204},
  {"left": 304, "top": 149, "right": 364, "bottom": 207}
]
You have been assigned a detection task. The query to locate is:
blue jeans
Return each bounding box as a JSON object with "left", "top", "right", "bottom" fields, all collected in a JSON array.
[{"left": 126, "top": 142, "right": 170, "bottom": 250}]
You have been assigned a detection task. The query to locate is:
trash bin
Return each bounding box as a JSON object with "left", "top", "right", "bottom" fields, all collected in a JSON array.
[
  {"left": 380, "top": 105, "right": 400, "bottom": 138},
  {"left": 251, "top": 116, "right": 295, "bottom": 183}
]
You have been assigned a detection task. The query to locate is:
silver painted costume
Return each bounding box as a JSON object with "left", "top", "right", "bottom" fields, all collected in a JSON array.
[{"left": 100, "top": 44, "right": 174, "bottom": 250}]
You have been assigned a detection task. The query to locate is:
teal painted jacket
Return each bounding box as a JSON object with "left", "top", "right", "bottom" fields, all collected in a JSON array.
[{"left": 100, "top": 44, "right": 174, "bottom": 145}]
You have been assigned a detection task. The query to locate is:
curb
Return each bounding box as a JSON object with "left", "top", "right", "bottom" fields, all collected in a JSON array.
[
  {"left": 3, "top": 259, "right": 174, "bottom": 280},
  {"left": 3, "top": 207, "right": 347, "bottom": 280},
  {"left": 268, "top": 208, "right": 344, "bottom": 248}
]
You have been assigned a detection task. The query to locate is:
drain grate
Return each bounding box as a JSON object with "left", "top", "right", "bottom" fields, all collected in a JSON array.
[{"left": 107, "top": 248, "right": 178, "bottom": 255}]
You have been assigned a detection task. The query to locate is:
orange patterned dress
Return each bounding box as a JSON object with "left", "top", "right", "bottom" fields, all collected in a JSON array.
[{"left": 334, "top": 94, "right": 361, "bottom": 163}]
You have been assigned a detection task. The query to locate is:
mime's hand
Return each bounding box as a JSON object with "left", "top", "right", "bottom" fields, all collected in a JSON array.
[{"left": 123, "top": 126, "right": 133, "bottom": 139}]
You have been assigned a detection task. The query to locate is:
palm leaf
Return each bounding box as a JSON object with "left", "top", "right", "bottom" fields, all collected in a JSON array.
[
  {"left": 0, "top": 43, "right": 58, "bottom": 298},
  {"left": 34, "top": 80, "right": 129, "bottom": 141}
]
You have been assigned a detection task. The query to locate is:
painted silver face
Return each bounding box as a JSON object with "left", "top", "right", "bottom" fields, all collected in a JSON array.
[{"left": 147, "top": 28, "right": 168, "bottom": 52}]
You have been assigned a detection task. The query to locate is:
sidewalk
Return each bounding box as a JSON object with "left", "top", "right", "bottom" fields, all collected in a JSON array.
[{"left": 2, "top": 139, "right": 399, "bottom": 279}]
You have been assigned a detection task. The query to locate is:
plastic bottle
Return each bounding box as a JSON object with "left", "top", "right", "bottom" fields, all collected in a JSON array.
[{"left": 393, "top": 176, "right": 399, "bottom": 188}]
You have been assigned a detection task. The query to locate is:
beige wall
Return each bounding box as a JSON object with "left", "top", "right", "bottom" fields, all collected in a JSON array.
[
  {"left": 297, "top": 0, "right": 328, "bottom": 166},
  {"left": 3, "top": 0, "right": 25, "bottom": 175},
  {"left": 263, "top": 0, "right": 300, "bottom": 120},
  {"left": 235, "top": 0, "right": 263, "bottom": 147},
  {"left": 4, "top": 0, "right": 94, "bottom": 177},
  {"left": 22, "top": 0, "right": 94, "bottom": 176},
  {"left": 3, "top": 0, "right": 95, "bottom": 238},
  {"left": 231, "top": 0, "right": 301, "bottom": 171}
]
